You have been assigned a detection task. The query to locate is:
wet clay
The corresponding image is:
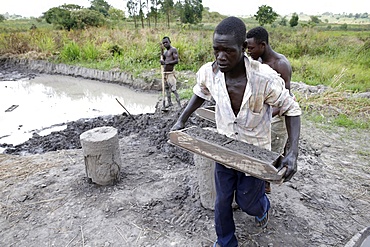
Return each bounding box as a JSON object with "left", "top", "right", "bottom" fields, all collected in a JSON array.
[{"left": 183, "top": 126, "right": 280, "bottom": 163}]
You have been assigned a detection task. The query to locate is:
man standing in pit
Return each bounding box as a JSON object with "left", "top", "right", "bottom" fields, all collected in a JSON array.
[{"left": 160, "top": 36, "right": 181, "bottom": 108}]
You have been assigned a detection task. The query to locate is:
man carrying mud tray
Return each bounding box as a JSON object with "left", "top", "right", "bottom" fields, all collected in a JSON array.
[{"left": 171, "top": 17, "right": 301, "bottom": 247}]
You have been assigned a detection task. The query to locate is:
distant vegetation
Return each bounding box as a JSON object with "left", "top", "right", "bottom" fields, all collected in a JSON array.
[{"left": 0, "top": 1, "right": 369, "bottom": 128}]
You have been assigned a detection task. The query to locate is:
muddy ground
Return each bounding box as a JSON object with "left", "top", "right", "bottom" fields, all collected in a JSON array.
[{"left": 0, "top": 65, "right": 369, "bottom": 247}]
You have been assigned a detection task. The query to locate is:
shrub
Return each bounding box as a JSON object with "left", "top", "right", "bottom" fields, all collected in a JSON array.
[{"left": 60, "top": 41, "right": 81, "bottom": 62}]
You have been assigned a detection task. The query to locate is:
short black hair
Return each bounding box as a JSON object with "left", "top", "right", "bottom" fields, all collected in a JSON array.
[
  {"left": 246, "top": 26, "right": 269, "bottom": 45},
  {"left": 214, "top": 16, "right": 246, "bottom": 46},
  {"left": 162, "top": 36, "right": 171, "bottom": 43}
]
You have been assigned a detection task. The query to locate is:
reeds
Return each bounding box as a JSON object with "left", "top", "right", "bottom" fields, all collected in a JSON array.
[{"left": 0, "top": 22, "right": 369, "bottom": 93}]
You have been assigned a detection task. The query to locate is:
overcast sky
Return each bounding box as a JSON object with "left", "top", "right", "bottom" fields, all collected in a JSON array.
[{"left": 1, "top": 0, "right": 369, "bottom": 18}]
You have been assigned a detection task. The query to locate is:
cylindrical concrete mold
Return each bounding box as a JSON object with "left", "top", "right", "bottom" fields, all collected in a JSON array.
[
  {"left": 194, "top": 154, "right": 238, "bottom": 211},
  {"left": 194, "top": 154, "right": 217, "bottom": 210},
  {"left": 271, "top": 116, "right": 287, "bottom": 154},
  {"left": 344, "top": 226, "right": 370, "bottom": 247},
  {"left": 80, "top": 126, "right": 121, "bottom": 185}
]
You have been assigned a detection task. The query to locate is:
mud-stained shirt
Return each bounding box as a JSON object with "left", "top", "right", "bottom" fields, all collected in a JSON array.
[{"left": 193, "top": 56, "right": 301, "bottom": 150}]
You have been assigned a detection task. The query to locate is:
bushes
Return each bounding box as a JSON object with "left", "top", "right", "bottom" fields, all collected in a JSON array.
[
  {"left": 268, "top": 28, "right": 370, "bottom": 91},
  {"left": 0, "top": 32, "right": 31, "bottom": 54},
  {"left": 29, "top": 29, "right": 57, "bottom": 54},
  {"left": 60, "top": 41, "right": 105, "bottom": 62},
  {"left": 60, "top": 41, "right": 81, "bottom": 61},
  {"left": 0, "top": 24, "right": 369, "bottom": 93}
]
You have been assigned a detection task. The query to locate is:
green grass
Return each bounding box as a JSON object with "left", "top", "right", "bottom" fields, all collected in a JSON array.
[
  {"left": 272, "top": 28, "right": 370, "bottom": 92},
  {"left": 333, "top": 114, "right": 370, "bottom": 129},
  {"left": 305, "top": 112, "right": 370, "bottom": 129},
  {"left": 60, "top": 41, "right": 81, "bottom": 62},
  {"left": 296, "top": 87, "right": 370, "bottom": 130},
  {"left": 357, "top": 150, "right": 370, "bottom": 157},
  {"left": 1, "top": 17, "right": 369, "bottom": 130},
  {"left": 178, "top": 88, "right": 194, "bottom": 100},
  {"left": 0, "top": 18, "right": 54, "bottom": 33},
  {"left": 2, "top": 20, "right": 369, "bottom": 92}
]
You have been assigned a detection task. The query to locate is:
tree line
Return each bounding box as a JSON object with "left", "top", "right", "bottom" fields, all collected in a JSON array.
[
  {"left": 42, "top": 1, "right": 302, "bottom": 31},
  {"left": 5, "top": 0, "right": 363, "bottom": 30},
  {"left": 42, "top": 0, "right": 204, "bottom": 30},
  {"left": 126, "top": 0, "right": 203, "bottom": 28}
]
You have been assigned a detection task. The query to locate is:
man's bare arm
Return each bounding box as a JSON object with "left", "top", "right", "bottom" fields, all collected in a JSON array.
[
  {"left": 275, "top": 58, "right": 292, "bottom": 91},
  {"left": 272, "top": 59, "right": 292, "bottom": 117},
  {"left": 278, "top": 115, "right": 300, "bottom": 182},
  {"left": 171, "top": 94, "right": 205, "bottom": 130}
]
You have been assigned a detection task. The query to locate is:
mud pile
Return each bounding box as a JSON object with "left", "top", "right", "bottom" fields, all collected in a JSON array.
[{"left": 2, "top": 105, "right": 216, "bottom": 164}]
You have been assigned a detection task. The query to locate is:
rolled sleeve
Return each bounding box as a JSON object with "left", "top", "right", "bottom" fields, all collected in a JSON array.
[
  {"left": 193, "top": 63, "right": 213, "bottom": 101},
  {"left": 282, "top": 100, "right": 301, "bottom": 116},
  {"left": 266, "top": 75, "right": 302, "bottom": 117}
]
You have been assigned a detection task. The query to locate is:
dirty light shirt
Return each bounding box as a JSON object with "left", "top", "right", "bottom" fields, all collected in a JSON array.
[{"left": 193, "top": 56, "right": 301, "bottom": 150}]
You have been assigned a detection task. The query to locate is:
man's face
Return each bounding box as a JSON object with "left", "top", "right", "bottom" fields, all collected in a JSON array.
[
  {"left": 246, "top": 37, "right": 264, "bottom": 60},
  {"left": 162, "top": 38, "right": 170, "bottom": 49},
  {"left": 213, "top": 33, "right": 244, "bottom": 73}
]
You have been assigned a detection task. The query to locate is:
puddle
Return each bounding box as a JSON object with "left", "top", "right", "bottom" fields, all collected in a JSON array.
[{"left": 0, "top": 74, "right": 160, "bottom": 146}]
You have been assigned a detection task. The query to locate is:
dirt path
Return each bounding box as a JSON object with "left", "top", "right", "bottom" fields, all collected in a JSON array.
[
  {"left": 1, "top": 107, "right": 369, "bottom": 246},
  {"left": 0, "top": 64, "right": 369, "bottom": 246}
]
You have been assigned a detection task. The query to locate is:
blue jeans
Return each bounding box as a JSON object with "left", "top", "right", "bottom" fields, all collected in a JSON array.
[{"left": 214, "top": 163, "right": 270, "bottom": 247}]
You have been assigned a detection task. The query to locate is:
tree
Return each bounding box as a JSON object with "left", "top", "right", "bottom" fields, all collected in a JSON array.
[
  {"left": 89, "top": 0, "right": 111, "bottom": 17},
  {"left": 179, "top": 0, "right": 203, "bottom": 24},
  {"left": 144, "top": 0, "right": 150, "bottom": 27},
  {"left": 149, "top": 0, "right": 160, "bottom": 28},
  {"left": 254, "top": 5, "right": 278, "bottom": 26},
  {"left": 108, "top": 7, "right": 125, "bottom": 22},
  {"left": 49, "top": 4, "right": 82, "bottom": 13},
  {"left": 279, "top": 16, "right": 287, "bottom": 26},
  {"left": 138, "top": 0, "right": 145, "bottom": 28},
  {"left": 43, "top": 6, "right": 77, "bottom": 30},
  {"left": 43, "top": 4, "right": 105, "bottom": 30},
  {"left": 289, "top": 13, "right": 299, "bottom": 27},
  {"left": 72, "top": 9, "right": 105, "bottom": 29},
  {"left": 0, "top": 14, "right": 5, "bottom": 22},
  {"left": 340, "top": 23, "right": 348, "bottom": 30},
  {"left": 310, "top": 15, "right": 320, "bottom": 24},
  {"left": 161, "top": 0, "right": 174, "bottom": 28},
  {"left": 127, "top": 0, "right": 139, "bottom": 28}
]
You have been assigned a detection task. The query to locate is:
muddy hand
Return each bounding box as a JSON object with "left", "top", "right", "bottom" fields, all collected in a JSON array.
[{"left": 277, "top": 152, "right": 297, "bottom": 182}]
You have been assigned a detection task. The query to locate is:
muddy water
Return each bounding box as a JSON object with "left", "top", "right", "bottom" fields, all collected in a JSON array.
[{"left": 0, "top": 74, "right": 160, "bottom": 146}]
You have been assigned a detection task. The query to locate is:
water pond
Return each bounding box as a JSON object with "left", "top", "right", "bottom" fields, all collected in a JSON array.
[{"left": 0, "top": 74, "right": 160, "bottom": 146}]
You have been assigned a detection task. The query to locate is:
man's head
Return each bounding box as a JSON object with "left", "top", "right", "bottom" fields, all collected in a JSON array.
[
  {"left": 246, "top": 26, "right": 269, "bottom": 60},
  {"left": 162, "top": 36, "right": 171, "bottom": 49},
  {"left": 214, "top": 16, "right": 247, "bottom": 46},
  {"left": 213, "top": 17, "right": 247, "bottom": 73}
]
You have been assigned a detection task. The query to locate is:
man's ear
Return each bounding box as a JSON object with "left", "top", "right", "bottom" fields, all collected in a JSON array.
[{"left": 242, "top": 40, "right": 248, "bottom": 52}]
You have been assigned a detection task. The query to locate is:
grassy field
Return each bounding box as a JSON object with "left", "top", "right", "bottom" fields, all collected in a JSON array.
[{"left": 0, "top": 16, "right": 369, "bottom": 129}]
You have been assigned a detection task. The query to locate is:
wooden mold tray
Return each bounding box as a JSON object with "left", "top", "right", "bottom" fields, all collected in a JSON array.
[
  {"left": 195, "top": 106, "right": 215, "bottom": 123},
  {"left": 168, "top": 126, "right": 285, "bottom": 183}
]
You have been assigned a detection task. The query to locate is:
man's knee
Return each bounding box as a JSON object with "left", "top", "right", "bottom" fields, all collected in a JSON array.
[
  {"left": 235, "top": 178, "right": 267, "bottom": 214},
  {"left": 237, "top": 195, "right": 268, "bottom": 216}
]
